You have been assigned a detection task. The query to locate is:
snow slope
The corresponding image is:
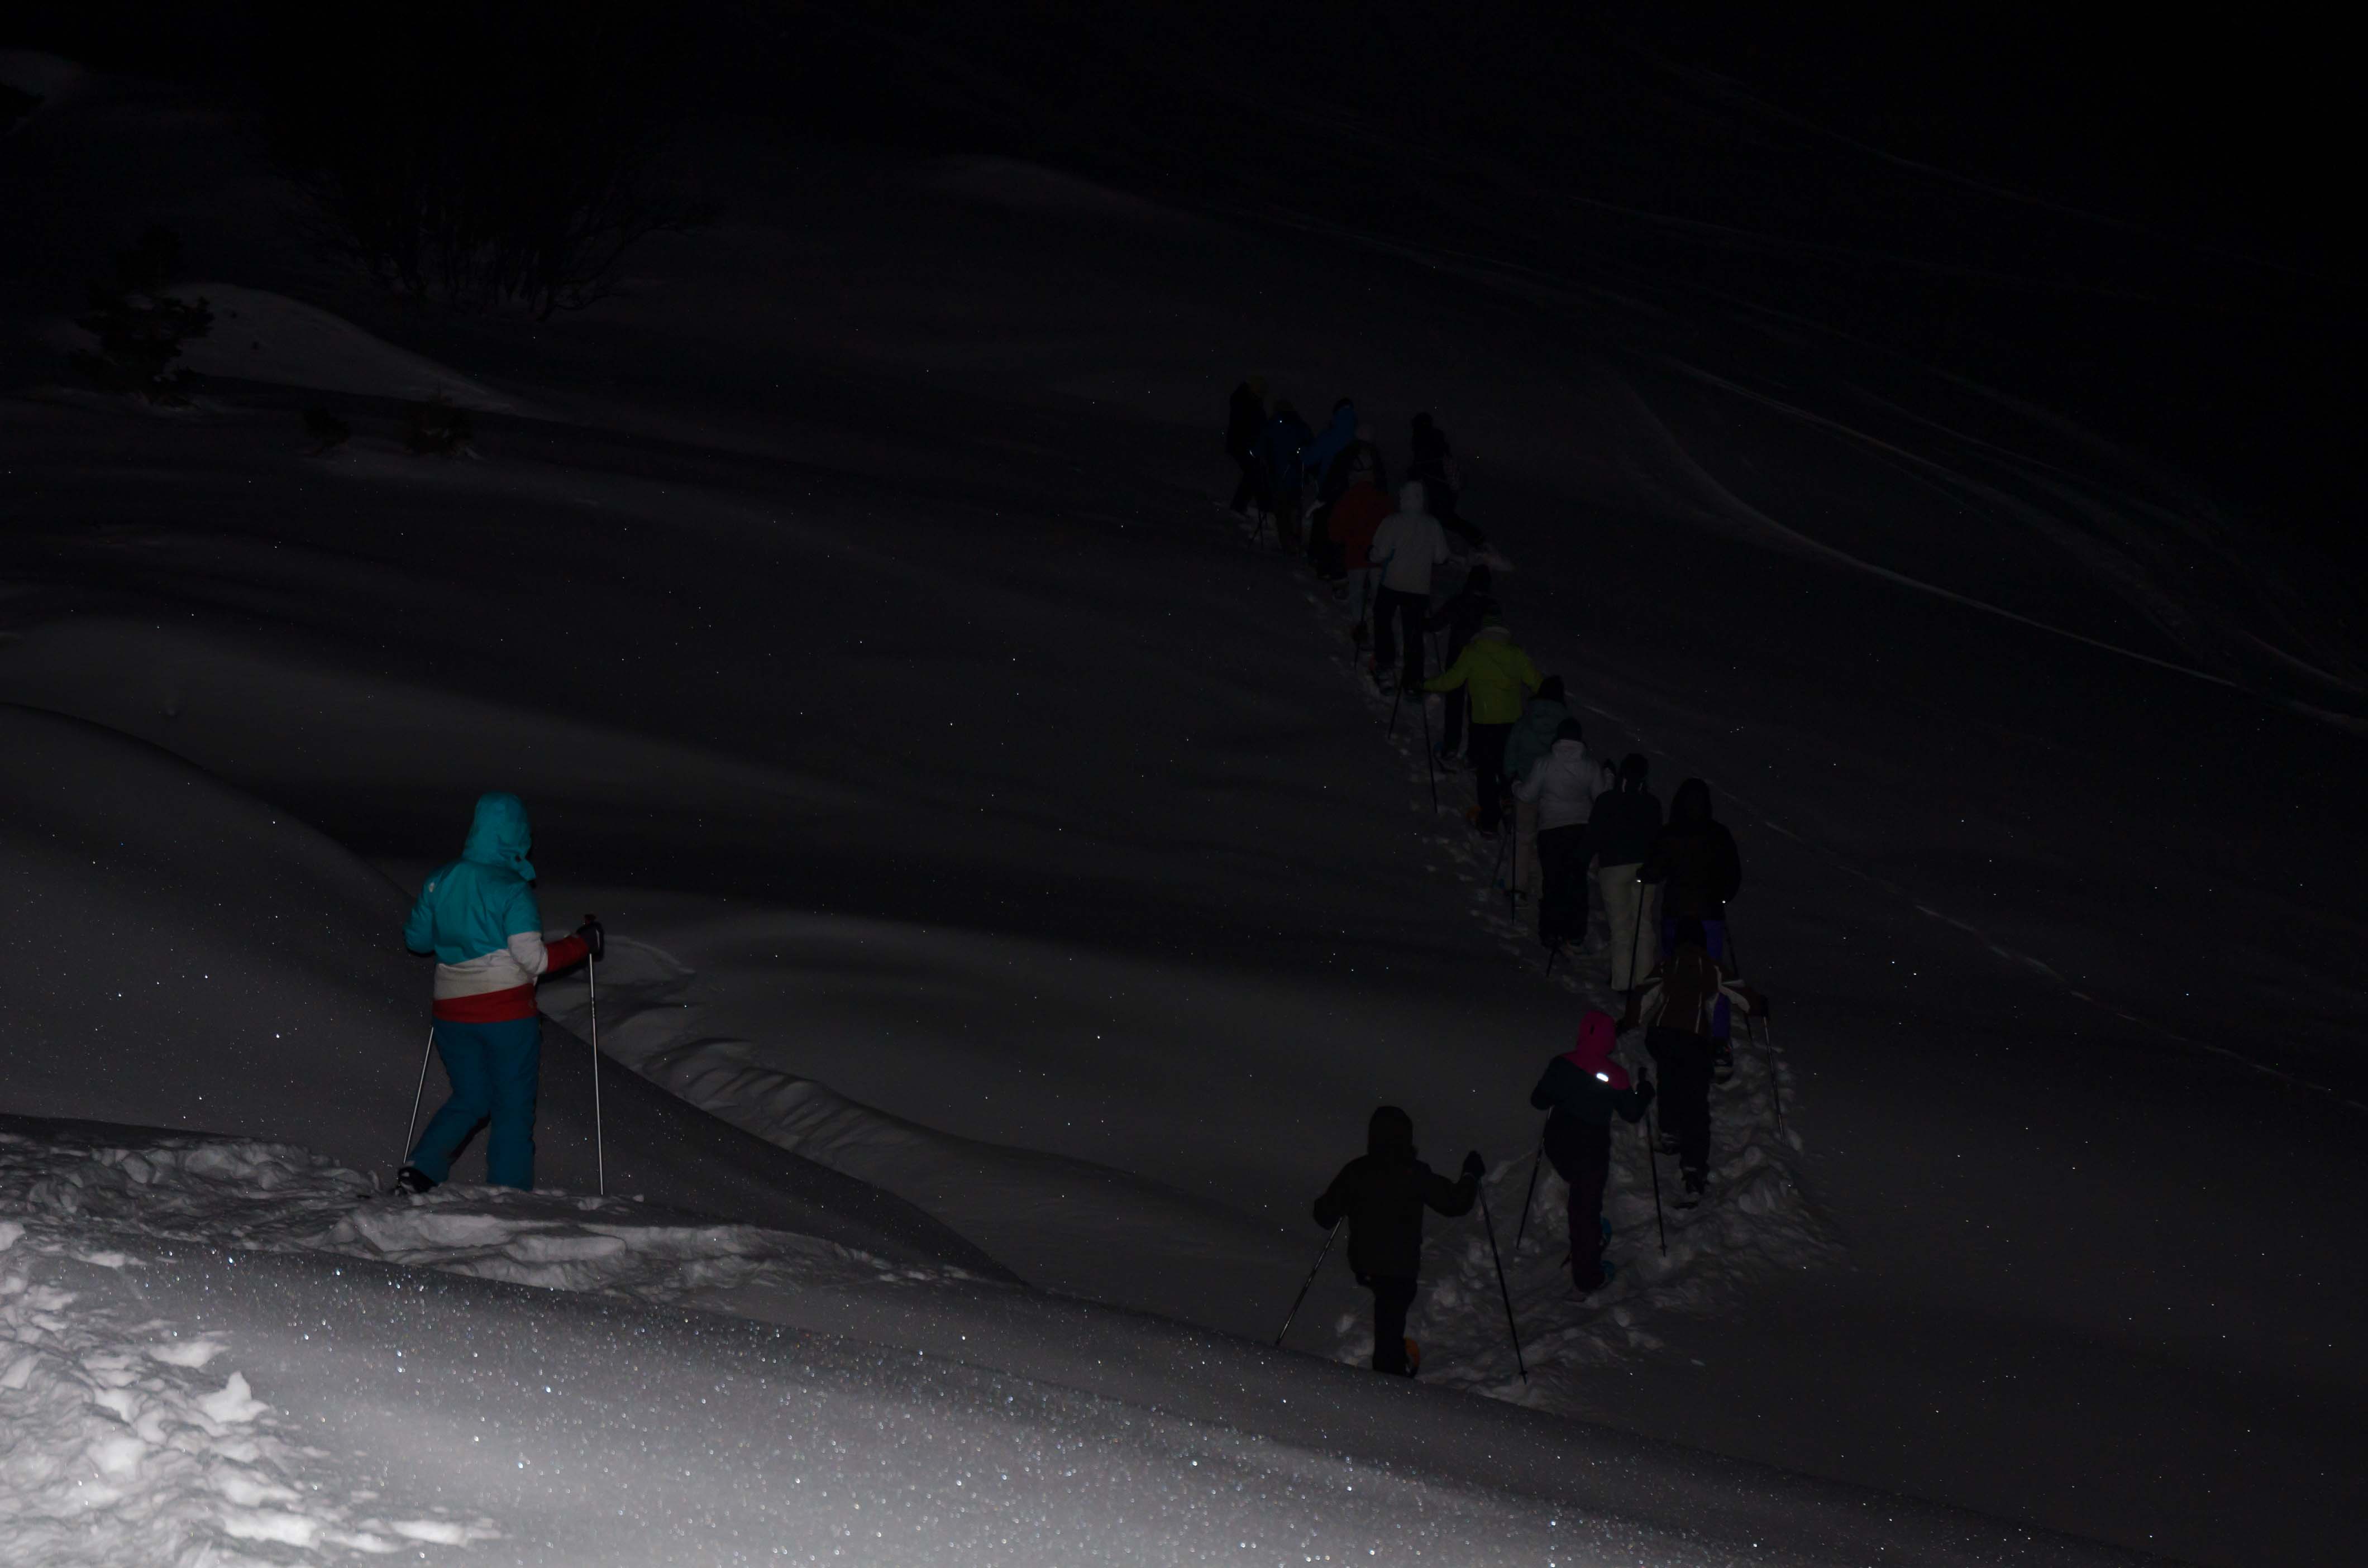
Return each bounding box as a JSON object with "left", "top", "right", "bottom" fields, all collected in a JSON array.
[
  {"left": 0, "top": 1117, "right": 2151, "bottom": 1566},
  {"left": 1, "top": 50, "right": 2361, "bottom": 1566}
]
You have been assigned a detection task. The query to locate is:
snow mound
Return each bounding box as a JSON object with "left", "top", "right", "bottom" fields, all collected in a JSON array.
[
  {"left": 0, "top": 1126, "right": 970, "bottom": 1320},
  {"left": 537, "top": 938, "right": 1298, "bottom": 1319},
  {"left": 1, "top": 1175, "right": 499, "bottom": 1565},
  {"left": 161, "top": 283, "right": 528, "bottom": 413}
]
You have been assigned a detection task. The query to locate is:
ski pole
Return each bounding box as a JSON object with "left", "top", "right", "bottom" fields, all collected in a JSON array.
[
  {"left": 585, "top": 915, "right": 607, "bottom": 1197},
  {"left": 1759, "top": 1014, "right": 1785, "bottom": 1135},
  {"left": 399, "top": 1024, "right": 435, "bottom": 1172},
  {"left": 1417, "top": 685, "right": 1439, "bottom": 814},
  {"left": 1624, "top": 876, "right": 1646, "bottom": 993},
  {"left": 1387, "top": 680, "right": 1403, "bottom": 738},
  {"left": 1513, "top": 1123, "right": 1545, "bottom": 1249},
  {"left": 1474, "top": 1172, "right": 1528, "bottom": 1383},
  {"left": 1643, "top": 1108, "right": 1668, "bottom": 1256},
  {"left": 1543, "top": 941, "right": 1562, "bottom": 978},
  {"left": 1275, "top": 1220, "right": 1342, "bottom": 1346},
  {"left": 1506, "top": 815, "right": 1519, "bottom": 917}
]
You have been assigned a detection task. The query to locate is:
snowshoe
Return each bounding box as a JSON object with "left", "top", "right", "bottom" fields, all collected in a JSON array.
[
  {"left": 1655, "top": 1132, "right": 1680, "bottom": 1157},
  {"left": 1713, "top": 1043, "right": 1736, "bottom": 1084},
  {"left": 394, "top": 1164, "right": 438, "bottom": 1196},
  {"left": 1677, "top": 1172, "right": 1705, "bottom": 1208}
]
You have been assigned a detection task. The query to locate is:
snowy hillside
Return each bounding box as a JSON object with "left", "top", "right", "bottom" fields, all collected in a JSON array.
[{"left": 2, "top": 36, "right": 2361, "bottom": 1567}]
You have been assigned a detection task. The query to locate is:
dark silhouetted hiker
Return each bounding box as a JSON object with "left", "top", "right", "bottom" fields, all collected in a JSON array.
[
  {"left": 1367, "top": 480, "right": 1450, "bottom": 691},
  {"left": 1226, "top": 376, "right": 1268, "bottom": 519},
  {"left": 1591, "top": 753, "right": 1664, "bottom": 993},
  {"left": 1329, "top": 477, "right": 1392, "bottom": 647},
  {"left": 1422, "top": 613, "right": 1539, "bottom": 836},
  {"left": 1626, "top": 917, "right": 1763, "bottom": 1206},
  {"left": 1530, "top": 1010, "right": 1654, "bottom": 1293},
  {"left": 1502, "top": 675, "right": 1572, "bottom": 904},
  {"left": 1259, "top": 400, "right": 1314, "bottom": 551},
  {"left": 399, "top": 792, "right": 598, "bottom": 1193},
  {"left": 1301, "top": 398, "right": 1358, "bottom": 497},
  {"left": 1515, "top": 719, "right": 1611, "bottom": 953},
  {"left": 1317, "top": 421, "right": 1387, "bottom": 510},
  {"left": 1315, "top": 420, "right": 1387, "bottom": 587},
  {"left": 1425, "top": 563, "right": 1500, "bottom": 763},
  {"left": 1641, "top": 777, "right": 1743, "bottom": 1065},
  {"left": 1300, "top": 399, "right": 1359, "bottom": 575},
  {"left": 1312, "top": 1107, "right": 1481, "bottom": 1376},
  {"left": 1408, "top": 412, "right": 1482, "bottom": 544}
]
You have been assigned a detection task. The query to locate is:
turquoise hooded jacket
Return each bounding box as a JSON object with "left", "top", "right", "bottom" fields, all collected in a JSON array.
[{"left": 404, "top": 792, "right": 543, "bottom": 964}]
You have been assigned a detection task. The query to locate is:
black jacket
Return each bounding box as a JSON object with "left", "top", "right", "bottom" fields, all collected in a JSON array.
[
  {"left": 1588, "top": 785, "right": 1662, "bottom": 869},
  {"left": 1426, "top": 584, "right": 1498, "bottom": 663},
  {"left": 1312, "top": 1109, "right": 1476, "bottom": 1280},
  {"left": 1530, "top": 1054, "right": 1654, "bottom": 1131},
  {"left": 1643, "top": 778, "right": 1741, "bottom": 919}
]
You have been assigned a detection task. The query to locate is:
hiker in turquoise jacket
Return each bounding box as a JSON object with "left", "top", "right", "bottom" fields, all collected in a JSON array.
[
  {"left": 1422, "top": 617, "right": 1541, "bottom": 835},
  {"left": 397, "top": 792, "right": 599, "bottom": 1193}
]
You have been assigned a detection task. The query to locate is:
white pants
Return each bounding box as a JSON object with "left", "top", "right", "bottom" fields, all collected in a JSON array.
[
  {"left": 1512, "top": 797, "right": 1541, "bottom": 901},
  {"left": 1598, "top": 864, "right": 1659, "bottom": 990},
  {"left": 1346, "top": 566, "right": 1382, "bottom": 630}
]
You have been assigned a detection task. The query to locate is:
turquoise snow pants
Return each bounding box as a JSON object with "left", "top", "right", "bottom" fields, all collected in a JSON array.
[{"left": 408, "top": 1016, "right": 541, "bottom": 1189}]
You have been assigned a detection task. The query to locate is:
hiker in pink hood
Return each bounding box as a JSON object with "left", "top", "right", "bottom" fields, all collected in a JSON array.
[{"left": 1528, "top": 1010, "right": 1655, "bottom": 1293}]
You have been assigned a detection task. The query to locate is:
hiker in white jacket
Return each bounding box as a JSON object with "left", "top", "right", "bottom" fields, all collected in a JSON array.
[
  {"left": 1514, "top": 720, "right": 1612, "bottom": 951},
  {"left": 1367, "top": 481, "right": 1450, "bottom": 690}
]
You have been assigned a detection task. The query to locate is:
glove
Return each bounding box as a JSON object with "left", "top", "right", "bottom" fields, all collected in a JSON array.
[
  {"left": 1460, "top": 1150, "right": 1484, "bottom": 1179},
  {"left": 1636, "top": 1077, "right": 1657, "bottom": 1108},
  {"left": 577, "top": 917, "right": 605, "bottom": 962}
]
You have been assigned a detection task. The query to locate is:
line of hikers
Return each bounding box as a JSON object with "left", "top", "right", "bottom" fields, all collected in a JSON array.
[{"left": 1234, "top": 379, "right": 1774, "bottom": 1376}]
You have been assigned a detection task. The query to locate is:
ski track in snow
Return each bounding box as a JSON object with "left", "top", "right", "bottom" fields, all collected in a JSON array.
[
  {"left": 0, "top": 1130, "right": 969, "bottom": 1565},
  {"left": 1233, "top": 534, "right": 1837, "bottom": 1399}
]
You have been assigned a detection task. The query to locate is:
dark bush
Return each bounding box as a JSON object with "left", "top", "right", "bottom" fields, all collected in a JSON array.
[
  {"left": 261, "top": 1, "right": 704, "bottom": 319},
  {"left": 74, "top": 226, "right": 213, "bottom": 401}
]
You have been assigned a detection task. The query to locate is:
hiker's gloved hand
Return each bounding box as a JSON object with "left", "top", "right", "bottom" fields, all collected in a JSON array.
[
  {"left": 1461, "top": 1150, "right": 1484, "bottom": 1179},
  {"left": 1635, "top": 1077, "right": 1657, "bottom": 1109},
  {"left": 576, "top": 919, "right": 605, "bottom": 961}
]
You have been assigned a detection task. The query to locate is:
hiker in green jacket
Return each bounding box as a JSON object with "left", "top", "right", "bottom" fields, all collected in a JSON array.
[{"left": 1422, "top": 615, "right": 1540, "bottom": 836}]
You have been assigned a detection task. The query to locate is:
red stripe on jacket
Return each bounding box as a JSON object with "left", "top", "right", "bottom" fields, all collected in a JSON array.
[{"left": 433, "top": 984, "right": 538, "bottom": 1024}]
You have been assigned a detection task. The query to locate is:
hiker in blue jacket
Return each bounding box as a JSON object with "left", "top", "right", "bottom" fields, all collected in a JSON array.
[{"left": 397, "top": 792, "right": 600, "bottom": 1194}]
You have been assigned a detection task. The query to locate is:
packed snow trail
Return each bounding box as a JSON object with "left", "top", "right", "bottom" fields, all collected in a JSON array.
[{"left": 1268, "top": 547, "right": 1838, "bottom": 1394}]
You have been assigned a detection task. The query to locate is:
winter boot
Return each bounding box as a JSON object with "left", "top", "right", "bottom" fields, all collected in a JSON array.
[
  {"left": 1402, "top": 1338, "right": 1422, "bottom": 1378},
  {"left": 394, "top": 1165, "right": 438, "bottom": 1196},
  {"left": 1677, "top": 1170, "right": 1706, "bottom": 1208}
]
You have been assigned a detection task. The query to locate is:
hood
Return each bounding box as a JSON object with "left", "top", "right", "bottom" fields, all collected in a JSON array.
[
  {"left": 460, "top": 791, "right": 536, "bottom": 880},
  {"left": 1550, "top": 736, "right": 1587, "bottom": 759},
  {"left": 1324, "top": 404, "right": 1356, "bottom": 438},
  {"left": 1367, "top": 1105, "right": 1415, "bottom": 1159},
  {"left": 1397, "top": 480, "right": 1427, "bottom": 514},
  {"left": 1475, "top": 624, "right": 1512, "bottom": 643},
  {"left": 1671, "top": 777, "right": 1715, "bottom": 825},
  {"left": 1563, "top": 1011, "right": 1631, "bottom": 1090}
]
